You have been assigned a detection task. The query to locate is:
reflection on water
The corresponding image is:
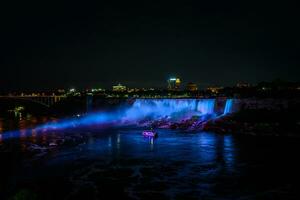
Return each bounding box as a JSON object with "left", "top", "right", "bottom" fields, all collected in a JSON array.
[
  {"left": 41, "top": 130, "right": 47, "bottom": 144},
  {"left": 223, "top": 135, "right": 235, "bottom": 170},
  {"left": 116, "top": 133, "right": 121, "bottom": 156},
  {"left": 0, "top": 122, "right": 300, "bottom": 199},
  {"left": 0, "top": 116, "right": 56, "bottom": 133},
  {"left": 31, "top": 129, "right": 37, "bottom": 144},
  {"left": 19, "top": 129, "right": 27, "bottom": 152},
  {"left": 149, "top": 137, "right": 154, "bottom": 151}
]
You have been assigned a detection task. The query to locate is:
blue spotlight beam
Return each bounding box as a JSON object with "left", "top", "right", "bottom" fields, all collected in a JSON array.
[{"left": 0, "top": 99, "right": 234, "bottom": 141}]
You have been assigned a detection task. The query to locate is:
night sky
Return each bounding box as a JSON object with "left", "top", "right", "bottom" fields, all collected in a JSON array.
[{"left": 1, "top": 1, "right": 300, "bottom": 91}]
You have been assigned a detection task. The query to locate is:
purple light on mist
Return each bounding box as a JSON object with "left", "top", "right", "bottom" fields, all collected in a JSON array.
[
  {"left": 125, "top": 99, "right": 216, "bottom": 121},
  {"left": 197, "top": 99, "right": 215, "bottom": 114},
  {"left": 1, "top": 99, "right": 234, "bottom": 141}
]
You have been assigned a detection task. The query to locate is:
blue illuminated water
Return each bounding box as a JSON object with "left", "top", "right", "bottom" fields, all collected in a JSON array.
[
  {"left": 1, "top": 126, "right": 299, "bottom": 199},
  {"left": 1, "top": 99, "right": 232, "bottom": 140},
  {"left": 197, "top": 99, "right": 216, "bottom": 114},
  {"left": 223, "top": 99, "right": 233, "bottom": 115},
  {"left": 2, "top": 99, "right": 298, "bottom": 199},
  {"left": 126, "top": 99, "right": 217, "bottom": 121}
]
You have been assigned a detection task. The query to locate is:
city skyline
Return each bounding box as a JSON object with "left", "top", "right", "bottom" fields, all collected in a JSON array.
[{"left": 1, "top": 75, "right": 299, "bottom": 93}]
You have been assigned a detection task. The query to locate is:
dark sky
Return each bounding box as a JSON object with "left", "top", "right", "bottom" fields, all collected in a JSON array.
[{"left": 1, "top": 1, "right": 299, "bottom": 91}]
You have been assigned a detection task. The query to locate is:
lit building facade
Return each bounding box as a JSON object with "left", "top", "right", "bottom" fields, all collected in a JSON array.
[
  {"left": 113, "top": 83, "right": 127, "bottom": 92},
  {"left": 186, "top": 82, "right": 198, "bottom": 91},
  {"left": 168, "top": 77, "right": 181, "bottom": 91},
  {"left": 207, "top": 86, "right": 223, "bottom": 94}
]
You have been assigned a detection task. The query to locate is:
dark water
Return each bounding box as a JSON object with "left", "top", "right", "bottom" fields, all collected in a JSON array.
[{"left": 1, "top": 123, "right": 300, "bottom": 199}]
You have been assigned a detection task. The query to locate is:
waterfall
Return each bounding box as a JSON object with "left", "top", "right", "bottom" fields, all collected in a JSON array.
[
  {"left": 1, "top": 98, "right": 237, "bottom": 140},
  {"left": 223, "top": 99, "right": 233, "bottom": 115},
  {"left": 197, "top": 99, "right": 215, "bottom": 114},
  {"left": 127, "top": 99, "right": 215, "bottom": 120}
]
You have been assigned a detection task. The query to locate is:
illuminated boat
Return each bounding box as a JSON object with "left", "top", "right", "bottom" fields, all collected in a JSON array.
[
  {"left": 49, "top": 142, "right": 58, "bottom": 147},
  {"left": 142, "top": 130, "right": 158, "bottom": 137}
]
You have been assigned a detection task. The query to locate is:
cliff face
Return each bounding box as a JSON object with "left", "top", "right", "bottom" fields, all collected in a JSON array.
[
  {"left": 233, "top": 98, "right": 294, "bottom": 111},
  {"left": 132, "top": 98, "right": 300, "bottom": 136},
  {"left": 215, "top": 98, "right": 299, "bottom": 113},
  {"left": 204, "top": 98, "right": 300, "bottom": 137}
]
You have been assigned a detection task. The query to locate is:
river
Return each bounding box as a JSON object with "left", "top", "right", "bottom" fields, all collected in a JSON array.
[{"left": 0, "top": 118, "right": 299, "bottom": 199}]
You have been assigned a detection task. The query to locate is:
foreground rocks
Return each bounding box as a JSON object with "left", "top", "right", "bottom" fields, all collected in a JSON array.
[{"left": 139, "top": 108, "right": 300, "bottom": 138}]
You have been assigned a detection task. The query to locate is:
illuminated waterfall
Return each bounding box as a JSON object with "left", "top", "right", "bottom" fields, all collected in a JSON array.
[
  {"left": 223, "top": 99, "right": 233, "bottom": 114},
  {"left": 197, "top": 99, "right": 215, "bottom": 114},
  {"left": 1, "top": 99, "right": 236, "bottom": 140},
  {"left": 126, "top": 99, "right": 216, "bottom": 120}
]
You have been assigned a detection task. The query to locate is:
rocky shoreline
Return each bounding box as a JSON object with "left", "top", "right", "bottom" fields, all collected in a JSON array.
[
  {"left": 203, "top": 117, "right": 300, "bottom": 138},
  {"left": 141, "top": 109, "right": 300, "bottom": 138}
]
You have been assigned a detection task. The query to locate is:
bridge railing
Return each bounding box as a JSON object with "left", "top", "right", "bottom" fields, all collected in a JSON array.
[{"left": 0, "top": 95, "right": 66, "bottom": 107}]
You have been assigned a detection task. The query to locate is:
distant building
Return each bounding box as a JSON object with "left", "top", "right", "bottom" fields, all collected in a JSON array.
[
  {"left": 91, "top": 88, "right": 105, "bottom": 93},
  {"left": 112, "top": 83, "right": 127, "bottom": 92},
  {"left": 186, "top": 82, "right": 198, "bottom": 91},
  {"left": 207, "top": 86, "right": 223, "bottom": 94},
  {"left": 57, "top": 89, "right": 65, "bottom": 94},
  {"left": 168, "top": 78, "right": 176, "bottom": 90},
  {"left": 236, "top": 81, "right": 251, "bottom": 88},
  {"left": 168, "top": 77, "right": 181, "bottom": 91}
]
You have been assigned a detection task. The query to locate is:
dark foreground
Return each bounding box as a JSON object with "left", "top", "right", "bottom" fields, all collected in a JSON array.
[{"left": 1, "top": 128, "right": 300, "bottom": 200}]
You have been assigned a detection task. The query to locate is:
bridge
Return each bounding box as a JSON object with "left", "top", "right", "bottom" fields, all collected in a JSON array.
[{"left": 0, "top": 95, "right": 66, "bottom": 107}]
